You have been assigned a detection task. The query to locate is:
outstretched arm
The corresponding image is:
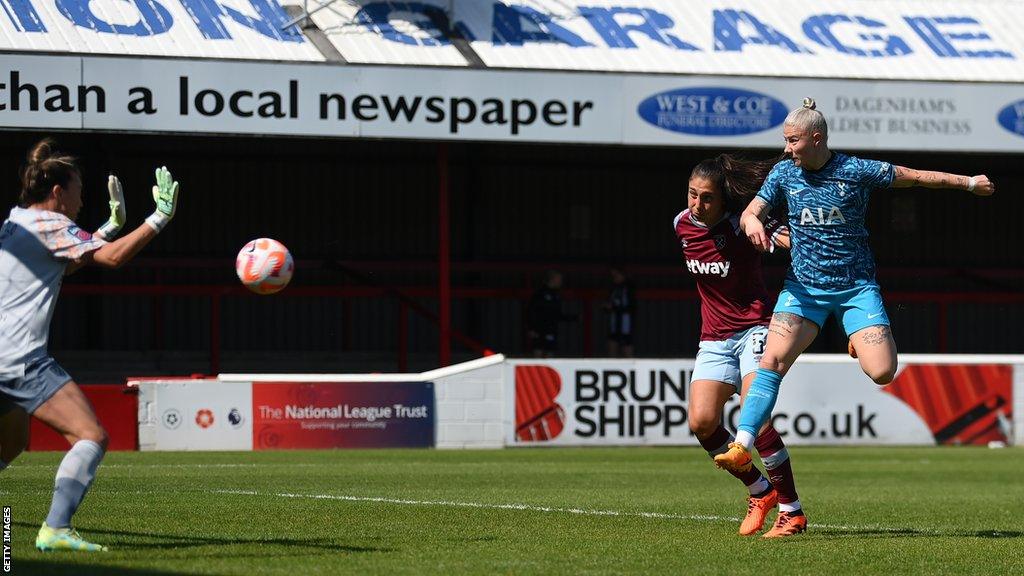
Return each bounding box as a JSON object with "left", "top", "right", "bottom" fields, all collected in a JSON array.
[
  {"left": 80, "top": 167, "right": 180, "bottom": 270},
  {"left": 740, "top": 197, "right": 773, "bottom": 252},
  {"left": 892, "top": 166, "right": 995, "bottom": 196}
]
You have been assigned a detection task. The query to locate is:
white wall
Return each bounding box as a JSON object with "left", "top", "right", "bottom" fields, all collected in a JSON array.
[
  {"left": 430, "top": 360, "right": 505, "bottom": 449},
  {"left": 137, "top": 382, "right": 157, "bottom": 451}
]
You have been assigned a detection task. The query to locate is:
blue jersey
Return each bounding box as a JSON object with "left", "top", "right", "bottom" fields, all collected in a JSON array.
[{"left": 757, "top": 153, "right": 894, "bottom": 290}]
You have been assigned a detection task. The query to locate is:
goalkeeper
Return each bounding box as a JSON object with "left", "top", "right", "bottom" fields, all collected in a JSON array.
[{"left": 0, "top": 138, "right": 180, "bottom": 552}]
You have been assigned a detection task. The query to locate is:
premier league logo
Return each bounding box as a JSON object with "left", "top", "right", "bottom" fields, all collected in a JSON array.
[{"left": 228, "top": 408, "right": 245, "bottom": 428}]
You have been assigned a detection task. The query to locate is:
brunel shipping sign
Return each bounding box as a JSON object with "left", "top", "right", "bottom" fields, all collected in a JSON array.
[{"left": 507, "top": 359, "right": 1017, "bottom": 447}]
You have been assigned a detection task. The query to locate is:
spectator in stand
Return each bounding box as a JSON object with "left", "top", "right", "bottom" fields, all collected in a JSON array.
[
  {"left": 526, "top": 270, "right": 574, "bottom": 358},
  {"left": 605, "top": 266, "right": 636, "bottom": 358}
]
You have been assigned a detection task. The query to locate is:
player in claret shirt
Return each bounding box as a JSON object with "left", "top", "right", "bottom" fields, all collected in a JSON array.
[
  {"left": 716, "top": 98, "right": 995, "bottom": 536},
  {"left": 674, "top": 153, "right": 804, "bottom": 538}
]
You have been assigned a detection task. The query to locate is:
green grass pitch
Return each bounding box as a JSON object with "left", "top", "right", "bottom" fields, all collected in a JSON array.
[{"left": 4, "top": 447, "right": 1023, "bottom": 575}]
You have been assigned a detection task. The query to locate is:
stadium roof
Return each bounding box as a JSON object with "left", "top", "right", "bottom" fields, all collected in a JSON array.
[
  {"left": 305, "top": 0, "right": 1024, "bottom": 83},
  {"left": 1, "top": 0, "right": 1022, "bottom": 82},
  {"left": 1, "top": 1, "right": 1022, "bottom": 150}
]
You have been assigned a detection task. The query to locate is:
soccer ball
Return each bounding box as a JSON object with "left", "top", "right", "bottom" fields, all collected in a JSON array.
[{"left": 235, "top": 238, "right": 294, "bottom": 295}]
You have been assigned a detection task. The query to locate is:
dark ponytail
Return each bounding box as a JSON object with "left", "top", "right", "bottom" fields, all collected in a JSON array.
[
  {"left": 20, "top": 138, "right": 80, "bottom": 208},
  {"left": 689, "top": 153, "right": 781, "bottom": 214}
]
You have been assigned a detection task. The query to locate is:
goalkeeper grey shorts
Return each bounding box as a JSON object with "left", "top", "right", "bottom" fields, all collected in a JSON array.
[{"left": 0, "top": 355, "right": 73, "bottom": 415}]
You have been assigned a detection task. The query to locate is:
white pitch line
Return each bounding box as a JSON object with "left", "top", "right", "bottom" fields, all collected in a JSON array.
[
  {"left": 213, "top": 489, "right": 947, "bottom": 535},
  {"left": 0, "top": 481, "right": 949, "bottom": 535},
  {"left": 9, "top": 463, "right": 322, "bottom": 470},
  {"left": 214, "top": 489, "right": 740, "bottom": 523}
]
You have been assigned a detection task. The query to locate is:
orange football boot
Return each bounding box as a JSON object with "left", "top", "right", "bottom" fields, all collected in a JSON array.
[
  {"left": 713, "top": 442, "right": 752, "bottom": 473},
  {"left": 763, "top": 511, "right": 808, "bottom": 538},
  {"left": 739, "top": 489, "right": 778, "bottom": 536}
]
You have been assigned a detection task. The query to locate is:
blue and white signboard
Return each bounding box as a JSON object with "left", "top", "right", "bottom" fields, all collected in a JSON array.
[
  {"left": 0, "top": 0, "right": 323, "bottom": 60},
  {"left": 1, "top": 1, "right": 1021, "bottom": 82},
  {"left": 1, "top": 52, "right": 1021, "bottom": 151},
  {"left": 302, "top": 0, "right": 1023, "bottom": 82},
  {"left": 622, "top": 76, "right": 1023, "bottom": 151}
]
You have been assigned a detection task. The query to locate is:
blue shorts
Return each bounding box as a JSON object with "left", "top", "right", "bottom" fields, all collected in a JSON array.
[
  {"left": 0, "top": 356, "right": 73, "bottom": 414},
  {"left": 774, "top": 280, "right": 889, "bottom": 336},
  {"left": 692, "top": 325, "right": 768, "bottom": 391}
]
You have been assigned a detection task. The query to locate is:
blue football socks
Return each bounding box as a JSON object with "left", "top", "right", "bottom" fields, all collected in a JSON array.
[{"left": 736, "top": 369, "right": 784, "bottom": 448}]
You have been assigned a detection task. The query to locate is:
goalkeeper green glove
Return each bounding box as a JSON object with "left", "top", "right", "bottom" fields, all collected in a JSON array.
[
  {"left": 144, "top": 166, "right": 179, "bottom": 233},
  {"left": 95, "top": 175, "right": 126, "bottom": 240}
]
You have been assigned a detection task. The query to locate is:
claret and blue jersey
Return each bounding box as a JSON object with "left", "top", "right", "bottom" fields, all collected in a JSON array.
[{"left": 757, "top": 152, "right": 895, "bottom": 291}]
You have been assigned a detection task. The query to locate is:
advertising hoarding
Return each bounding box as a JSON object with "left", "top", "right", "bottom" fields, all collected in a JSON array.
[
  {"left": 509, "top": 359, "right": 1016, "bottom": 446},
  {"left": 2, "top": 53, "right": 1021, "bottom": 151},
  {"left": 252, "top": 381, "right": 435, "bottom": 449}
]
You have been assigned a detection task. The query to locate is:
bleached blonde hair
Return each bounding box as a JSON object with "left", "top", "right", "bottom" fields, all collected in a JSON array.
[{"left": 784, "top": 97, "right": 828, "bottom": 141}]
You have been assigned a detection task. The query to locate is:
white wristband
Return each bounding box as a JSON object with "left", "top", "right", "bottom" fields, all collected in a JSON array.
[
  {"left": 145, "top": 212, "right": 170, "bottom": 233},
  {"left": 95, "top": 220, "right": 120, "bottom": 241},
  {"left": 967, "top": 176, "right": 976, "bottom": 192}
]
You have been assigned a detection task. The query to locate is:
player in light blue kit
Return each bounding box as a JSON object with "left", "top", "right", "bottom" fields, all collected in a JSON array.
[
  {"left": 0, "top": 139, "right": 180, "bottom": 552},
  {"left": 713, "top": 99, "right": 995, "bottom": 534}
]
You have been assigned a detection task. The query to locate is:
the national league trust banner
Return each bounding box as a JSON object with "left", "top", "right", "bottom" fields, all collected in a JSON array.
[
  {"left": 253, "top": 382, "right": 434, "bottom": 449},
  {"left": 508, "top": 359, "right": 1015, "bottom": 446},
  {"left": 150, "top": 381, "right": 435, "bottom": 450}
]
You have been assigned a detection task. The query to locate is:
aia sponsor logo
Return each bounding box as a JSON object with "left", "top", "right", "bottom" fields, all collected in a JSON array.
[
  {"left": 515, "top": 365, "right": 565, "bottom": 442},
  {"left": 799, "top": 207, "right": 846, "bottom": 225}
]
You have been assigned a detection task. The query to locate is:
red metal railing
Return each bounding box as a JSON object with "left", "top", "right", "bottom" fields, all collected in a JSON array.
[{"left": 59, "top": 282, "right": 1024, "bottom": 373}]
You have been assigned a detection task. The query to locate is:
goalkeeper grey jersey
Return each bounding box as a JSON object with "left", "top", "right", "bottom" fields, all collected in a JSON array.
[{"left": 0, "top": 207, "right": 105, "bottom": 379}]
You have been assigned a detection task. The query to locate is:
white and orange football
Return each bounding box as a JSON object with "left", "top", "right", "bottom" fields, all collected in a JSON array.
[{"left": 235, "top": 238, "right": 294, "bottom": 295}]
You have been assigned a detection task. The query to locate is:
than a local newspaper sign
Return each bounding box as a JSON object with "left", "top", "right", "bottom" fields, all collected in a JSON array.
[
  {"left": 1, "top": 53, "right": 1021, "bottom": 151},
  {"left": 508, "top": 359, "right": 1016, "bottom": 446}
]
